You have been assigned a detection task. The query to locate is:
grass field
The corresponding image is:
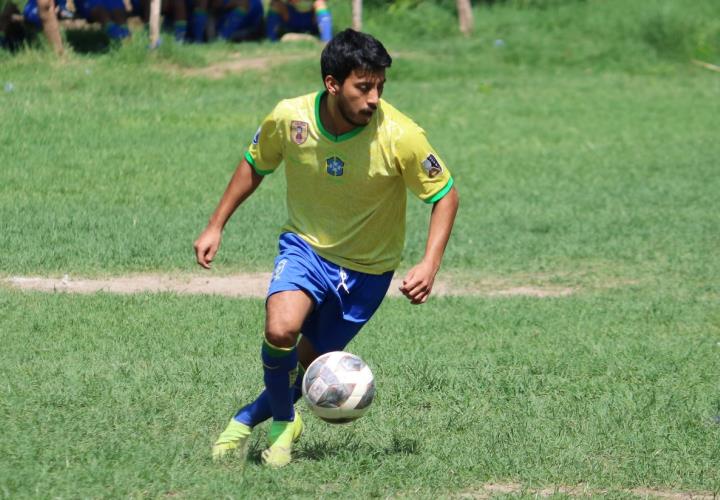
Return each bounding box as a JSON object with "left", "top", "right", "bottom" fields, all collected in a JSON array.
[{"left": 1, "top": 0, "right": 720, "bottom": 497}]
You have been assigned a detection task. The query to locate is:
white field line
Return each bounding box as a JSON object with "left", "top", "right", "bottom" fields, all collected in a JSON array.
[{"left": 5, "top": 274, "right": 576, "bottom": 298}]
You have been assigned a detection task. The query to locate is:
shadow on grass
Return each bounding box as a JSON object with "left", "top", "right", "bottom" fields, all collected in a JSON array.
[{"left": 246, "top": 432, "right": 422, "bottom": 463}]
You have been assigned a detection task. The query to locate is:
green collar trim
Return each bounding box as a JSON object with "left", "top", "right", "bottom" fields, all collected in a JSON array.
[{"left": 314, "top": 91, "right": 367, "bottom": 143}]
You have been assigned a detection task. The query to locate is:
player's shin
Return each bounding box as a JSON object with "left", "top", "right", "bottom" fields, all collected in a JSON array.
[
  {"left": 190, "top": 9, "right": 208, "bottom": 42},
  {"left": 218, "top": 7, "right": 246, "bottom": 40},
  {"left": 233, "top": 365, "right": 304, "bottom": 427},
  {"left": 261, "top": 340, "right": 297, "bottom": 422},
  {"left": 265, "top": 10, "right": 282, "bottom": 41}
]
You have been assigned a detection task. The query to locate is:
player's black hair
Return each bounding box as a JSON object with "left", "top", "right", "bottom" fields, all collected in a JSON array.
[{"left": 321, "top": 29, "right": 392, "bottom": 84}]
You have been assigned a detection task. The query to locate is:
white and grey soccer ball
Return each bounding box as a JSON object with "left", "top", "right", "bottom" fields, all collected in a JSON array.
[{"left": 302, "top": 351, "right": 375, "bottom": 424}]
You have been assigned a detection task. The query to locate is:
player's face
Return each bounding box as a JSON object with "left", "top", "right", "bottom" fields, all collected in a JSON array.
[{"left": 336, "top": 69, "right": 386, "bottom": 127}]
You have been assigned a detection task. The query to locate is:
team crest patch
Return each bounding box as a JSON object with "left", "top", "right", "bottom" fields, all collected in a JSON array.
[
  {"left": 326, "top": 156, "right": 345, "bottom": 176},
  {"left": 272, "top": 259, "right": 287, "bottom": 281},
  {"left": 291, "top": 121, "right": 309, "bottom": 145},
  {"left": 252, "top": 126, "right": 261, "bottom": 145},
  {"left": 422, "top": 154, "right": 443, "bottom": 178},
  {"left": 423, "top": 154, "right": 442, "bottom": 179}
]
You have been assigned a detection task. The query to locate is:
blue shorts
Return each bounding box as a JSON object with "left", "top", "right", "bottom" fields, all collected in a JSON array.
[{"left": 267, "top": 232, "right": 393, "bottom": 354}]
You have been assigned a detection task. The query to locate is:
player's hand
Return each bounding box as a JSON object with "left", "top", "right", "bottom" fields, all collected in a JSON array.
[
  {"left": 194, "top": 226, "right": 222, "bottom": 269},
  {"left": 399, "top": 260, "right": 438, "bottom": 305}
]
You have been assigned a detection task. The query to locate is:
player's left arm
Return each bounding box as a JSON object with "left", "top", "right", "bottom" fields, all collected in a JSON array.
[{"left": 399, "top": 186, "right": 459, "bottom": 304}]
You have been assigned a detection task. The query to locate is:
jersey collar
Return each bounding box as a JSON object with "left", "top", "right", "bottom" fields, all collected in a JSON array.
[{"left": 314, "top": 90, "right": 368, "bottom": 143}]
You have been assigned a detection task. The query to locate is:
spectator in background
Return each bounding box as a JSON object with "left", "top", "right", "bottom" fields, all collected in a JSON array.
[
  {"left": 74, "top": 0, "right": 131, "bottom": 39},
  {"left": 1, "top": 1, "right": 30, "bottom": 50},
  {"left": 21, "top": 0, "right": 74, "bottom": 27},
  {"left": 189, "top": 0, "right": 208, "bottom": 42},
  {"left": 132, "top": 0, "right": 192, "bottom": 42},
  {"left": 189, "top": 0, "right": 262, "bottom": 43},
  {"left": 215, "top": 0, "right": 263, "bottom": 41},
  {"left": 266, "top": 0, "right": 331, "bottom": 43}
]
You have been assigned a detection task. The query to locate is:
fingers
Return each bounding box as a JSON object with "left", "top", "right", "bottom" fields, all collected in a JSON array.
[
  {"left": 194, "top": 229, "right": 222, "bottom": 269},
  {"left": 193, "top": 240, "right": 215, "bottom": 269},
  {"left": 399, "top": 272, "right": 433, "bottom": 305}
]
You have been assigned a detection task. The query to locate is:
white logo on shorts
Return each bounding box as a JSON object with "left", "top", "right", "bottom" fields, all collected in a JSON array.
[{"left": 273, "top": 259, "right": 287, "bottom": 281}]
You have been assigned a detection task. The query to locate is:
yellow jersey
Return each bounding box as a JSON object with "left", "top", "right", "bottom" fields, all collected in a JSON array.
[{"left": 245, "top": 91, "right": 454, "bottom": 274}]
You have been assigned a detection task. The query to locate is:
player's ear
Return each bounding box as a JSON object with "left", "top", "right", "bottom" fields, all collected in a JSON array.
[{"left": 324, "top": 75, "right": 340, "bottom": 96}]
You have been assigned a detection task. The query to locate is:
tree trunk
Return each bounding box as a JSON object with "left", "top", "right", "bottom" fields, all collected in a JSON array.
[
  {"left": 457, "top": 0, "right": 473, "bottom": 36},
  {"left": 37, "top": 0, "right": 63, "bottom": 55},
  {"left": 148, "top": 0, "right": 161, "bottom": 48},
  {"left": 352, "top": 0, "right": 362, "bottom": 31}
]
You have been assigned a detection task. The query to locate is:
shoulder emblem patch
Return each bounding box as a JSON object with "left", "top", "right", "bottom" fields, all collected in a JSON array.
[
  {"left": 291, "top": 120, "right": 309, "bottom": 145},
  {"left": 422, "top": 154, "right": 443, "bottom": 178}
]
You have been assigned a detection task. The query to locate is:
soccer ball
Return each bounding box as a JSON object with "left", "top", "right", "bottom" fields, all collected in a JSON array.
[{"left": 302, "top": 351, "right": 375, "bottom": 424}]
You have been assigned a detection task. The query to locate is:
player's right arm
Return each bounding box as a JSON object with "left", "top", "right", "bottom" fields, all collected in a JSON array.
[
  {"left": 194, "top": 104, "right": 286, "bottom": 269},
  {"left": 194, "top": 158, "right": 264, "bottom": 269}
]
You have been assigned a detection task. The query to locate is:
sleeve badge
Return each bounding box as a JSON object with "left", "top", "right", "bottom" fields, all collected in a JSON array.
[
  {"left": 291, "top": 120, "right": 309, "bottom": 145},
  {"left": 421, "top": 154, "right": 443, "bottom": 178},
  {"left": 252, "top": 126, "right": 261, "bottom": 145}
]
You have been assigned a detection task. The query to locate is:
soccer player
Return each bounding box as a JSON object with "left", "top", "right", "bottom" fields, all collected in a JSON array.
[
  {"left": 265, "top": 0, "right": 332, "bottom": 43},
  {"left": 194, "top": 29, "right": 458, "bottom": 467}
]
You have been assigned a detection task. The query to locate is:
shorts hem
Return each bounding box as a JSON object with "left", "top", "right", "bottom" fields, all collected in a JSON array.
[{"left": 267, "top": 282, "right": 322, "bottom": 310}]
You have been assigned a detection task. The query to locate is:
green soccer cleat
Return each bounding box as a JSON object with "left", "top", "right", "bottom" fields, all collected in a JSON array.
[
  {"left": 260, "top": 412, "right": 304, "bottom": 468},
  {"left": 212, "top": 419, "right": 252, "bottom": 461}
]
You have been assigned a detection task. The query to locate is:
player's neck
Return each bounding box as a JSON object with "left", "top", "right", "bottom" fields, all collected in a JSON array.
[{"left": 320, "top": 92, "right": 358, "bottom": 137}]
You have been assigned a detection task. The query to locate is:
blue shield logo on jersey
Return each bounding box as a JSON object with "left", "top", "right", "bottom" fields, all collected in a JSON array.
[{"left": 326, "top": 156, "right": 344, "bottom": 176}]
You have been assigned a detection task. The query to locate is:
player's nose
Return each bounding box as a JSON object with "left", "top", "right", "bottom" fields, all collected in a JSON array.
[{"left": 367, "top": 91, "right": 379, "bottom": 109}]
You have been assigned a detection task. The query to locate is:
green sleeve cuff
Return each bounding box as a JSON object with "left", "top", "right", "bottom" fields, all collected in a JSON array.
[
  {"left": 245, "top": 151, "right": 274, "bottom": 176},
  {"left": 425, "top": 176, "right": 454, "bottom": 204}
]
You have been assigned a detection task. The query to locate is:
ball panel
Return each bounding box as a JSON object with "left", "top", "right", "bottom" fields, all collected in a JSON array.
[
  {"left": 315, "top": 382, "right": 355, "bottom": 408},
  {"left": 339, "top": 354, "right": 365, "bottom": 372},
  {"left": 354, "top": 381, "right": 375, "bottom": 410},
  {"left": 305, "top": 378, "right": 329, "bottom": 405}
]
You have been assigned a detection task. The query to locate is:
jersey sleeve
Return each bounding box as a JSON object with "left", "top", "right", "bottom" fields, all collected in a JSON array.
[
  {"left": 245, "top": 104, "right": 286, "bottom": 175},
  {"left": 396, "top": 124, "right": 454, "bottom": 204}
]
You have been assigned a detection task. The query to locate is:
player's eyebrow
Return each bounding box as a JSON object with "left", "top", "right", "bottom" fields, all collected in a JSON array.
[{"left": 358, "top": 77, "right": 386, "bottom": 86}]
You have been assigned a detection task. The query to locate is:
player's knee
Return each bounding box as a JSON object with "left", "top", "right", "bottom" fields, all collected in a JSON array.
[{"left": 264, "top": 322, "right": 298, "bottom": 348}]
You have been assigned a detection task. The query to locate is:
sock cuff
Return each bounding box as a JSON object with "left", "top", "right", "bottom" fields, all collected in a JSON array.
[{"left": 263, "top": 339, "right": 296, "bottom": 358}]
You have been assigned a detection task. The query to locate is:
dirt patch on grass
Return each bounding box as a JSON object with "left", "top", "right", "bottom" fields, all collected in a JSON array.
[
  {"left": 6, "top": 274, "right": 576, "bottom": 298},
  {"left": 177, "top": 53, "right": 311, "bottom": 79},
  {"left": 456, "top": 482, "right": 716, "bottom": 499},
  {"left": 167, "top": 46, "right": 417, "bottom": 79}
]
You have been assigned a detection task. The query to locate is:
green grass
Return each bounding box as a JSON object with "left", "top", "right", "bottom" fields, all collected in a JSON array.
[
  {"left": 1, "top": 0, "right": 720, "bottom": 496},
  {"left": 1, "top": 290, "right": 718, "bottom": 497}
]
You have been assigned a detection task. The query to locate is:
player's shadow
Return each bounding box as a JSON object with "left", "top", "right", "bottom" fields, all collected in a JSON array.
[{"left": 246, "top": 432, "right": 422, "bottom": 463}]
